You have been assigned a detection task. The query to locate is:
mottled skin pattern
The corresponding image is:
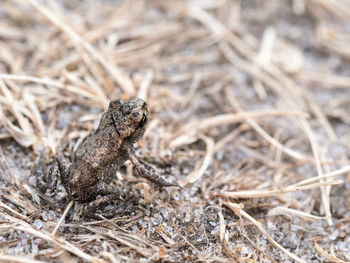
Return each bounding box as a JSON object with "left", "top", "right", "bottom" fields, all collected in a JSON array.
[{"left": 42, "top": 98, "right": 179, "bottom": 218}]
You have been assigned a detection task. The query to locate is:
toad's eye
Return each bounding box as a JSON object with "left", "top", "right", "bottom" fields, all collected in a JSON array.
[
  {"left": 109, "top": 99, "right": 122, "bottom": 109},
  {"left": 133, "top": 112, "right": 139, "bottom": 118},
  {"left": 138, "top": 113, "right": 147, "bottom": 128}
]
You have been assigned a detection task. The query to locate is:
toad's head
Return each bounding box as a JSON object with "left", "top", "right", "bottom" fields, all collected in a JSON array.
[{"left": 108, "top": 98, "right": 148, "bottom": 143}]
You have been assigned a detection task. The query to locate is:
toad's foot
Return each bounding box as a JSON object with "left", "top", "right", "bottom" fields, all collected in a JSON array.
[
  {"left": 128, "top": 154, "right": 181, "bottom": 188},
  {"left": 82, "top": 182, "right": 120, "bottom": 218},
  {"left": 93, "top": 196, "right": 138, "bottom": 219}
]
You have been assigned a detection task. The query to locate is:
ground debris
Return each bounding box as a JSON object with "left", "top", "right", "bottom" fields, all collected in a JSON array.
[{"left": 0, "top": 0, "right": 350, "bottom": 262}]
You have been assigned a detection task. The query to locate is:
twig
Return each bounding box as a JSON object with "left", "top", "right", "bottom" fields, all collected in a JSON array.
[
  {"left": 52, "top": 200, "right": 74, "bottom": 237},
  {"left": 223, "top": 201, "right": 307, "bottom": 263}
]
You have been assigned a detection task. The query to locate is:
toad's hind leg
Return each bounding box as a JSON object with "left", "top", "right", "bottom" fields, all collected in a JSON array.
[
  {"left": 36, "top": 153, "right": 56, "bottom": 193},
  {"left": 37, "top": 154, "right": 70, "bottom": 195},
  {"left": 82, "top": 182, "right": 120, "bottom": 218}
]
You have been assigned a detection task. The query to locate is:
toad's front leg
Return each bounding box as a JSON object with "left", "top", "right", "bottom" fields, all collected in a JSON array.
[
  {"left": 128, "top": 154, "right": 181, "bottom": 188},
  {"left": 55, "top": 156, "right": 71, "bottom": 186}
]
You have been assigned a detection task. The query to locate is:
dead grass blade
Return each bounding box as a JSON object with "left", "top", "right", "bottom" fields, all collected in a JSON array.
[
  {"left": 267, "top": 206, "right": 326, "bottom": 221},
  {"left": 84, "top": 224, "right": 157, "bottom": 258},
  {"left": 314, "top": 241, "right": 350, "bottom": 263},
  {"left": 290, "top": 165, "right": 350, "bottom": 187},
  {"left": 52, "top": 200, "right": 74, "bottom": 237},
  {"left": 0, "top": 255, "right": 46, "bottom": 263},
  {"left": 0, "top": 74, "right": 104, "bottom": 105},
  {"left": 170, "top": 110, "right": 308, "bottom": 149},
  {"left": 298, "top": 71, "right": 350, "bottom": 89},
  {"left": 0, "top": 200, "right": 28, "bottom": 220},
  {"left": 181, "top": 135, "right": 214, "bottom": 186},
  {"left": 223, "top": 201, "right": 307, "bottom": 263},
  {"left": 0, "top": 146, "right": 15, "bottom": 185},
  {"left": 0, "top": 111, "right": 37, "bottom": 147},
  {"left": 105, "top": 230, "right": 155, "bottom": 258},
  {"left": 24, "top": 0, "right": 135, "bottom": 95},
  {"left": 2, "top": 213, "right": 106, "bottom": 263},
  {"left": 225, "top": 87, "right": 307, "bottom": 161},
  {"left": 216, "top": 180, "right": 342, "bottom": 199}
]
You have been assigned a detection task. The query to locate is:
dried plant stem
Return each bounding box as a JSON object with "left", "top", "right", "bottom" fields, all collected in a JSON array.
[
  {"left": 52, "top": 200, "right": 74, "bottom": 237},
  {"left": 216, "top": 180, "right": 342, "bottom": 199},
  {"left": 223, "top": 202, "right": 307, "bottom": 263},
  {"left": 2, "top": 213, "right": 106, "bottom": 263},
  {"left": 0, "top": 255, "right": 46, "bottom": 263},
  {"left": 291, "top": 165, "right": 350, "bottom": 187},
  {"left": 181, "top": 135, "right": 214, "bottom": 186},
  {"left": 24, "top": 0, "right": 135, "bottom": 95},
  {"left": 314, "top": 241, "right": 350, "bottom": 263},
  {"left": 267, "top": 206, "right": 326, "bottom": 221}
]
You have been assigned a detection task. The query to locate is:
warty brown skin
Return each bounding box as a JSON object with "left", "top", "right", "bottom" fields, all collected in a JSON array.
[{"left": 43, "top": 98, "right": 179, "bottom": 218}]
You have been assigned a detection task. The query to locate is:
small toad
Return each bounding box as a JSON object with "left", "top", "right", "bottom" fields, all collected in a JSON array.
[{"left": 40, "top": 98, "right": 179, "bottom": 218}]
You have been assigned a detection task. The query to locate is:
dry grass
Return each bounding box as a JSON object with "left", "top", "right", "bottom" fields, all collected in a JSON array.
[{"left": 1, "top": 0, "right": 350, "bottom": 262}]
